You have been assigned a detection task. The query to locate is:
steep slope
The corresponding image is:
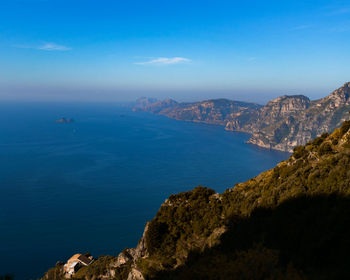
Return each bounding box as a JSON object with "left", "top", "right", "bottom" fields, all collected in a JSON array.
[
  {"left": 225, "top": 95, "right": 310, "bottom": 132},
  {"left": 42, "top": 120, "right": 350, "bottom": 280}
]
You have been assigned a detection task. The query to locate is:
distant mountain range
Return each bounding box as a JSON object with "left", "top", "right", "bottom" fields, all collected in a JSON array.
[{"left": 133, "top": 82, "right": 350, "bottom": 152}]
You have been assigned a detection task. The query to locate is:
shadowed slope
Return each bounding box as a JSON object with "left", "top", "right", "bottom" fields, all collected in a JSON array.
[{"left": 153, "top": 194, "right": 350, "bottom": 280}]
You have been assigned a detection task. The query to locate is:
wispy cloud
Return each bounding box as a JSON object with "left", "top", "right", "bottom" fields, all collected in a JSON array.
[
  {"left": 37, "top": 43, "right": 71, "bottom": 51},
  {"left": 14, "top": 42, "right": 71, "bottom": 51},
  {"left": 247, "top": 57, "right": 256, "bottom": 62},
  {"left": 135, "top": 57, "right": 191, "bottom": 65}
]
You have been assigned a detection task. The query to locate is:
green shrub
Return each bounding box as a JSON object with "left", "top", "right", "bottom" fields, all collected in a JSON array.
[{"left": 293, "top": 146, "right": 308, "bottom": 159}]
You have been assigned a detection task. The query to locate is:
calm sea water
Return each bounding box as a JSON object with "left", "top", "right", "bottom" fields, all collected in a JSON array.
[{"left": 0, "top": 103, "right": 289, "bottom": 279}]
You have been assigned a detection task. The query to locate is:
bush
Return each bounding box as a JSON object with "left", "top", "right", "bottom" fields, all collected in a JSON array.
[
  {"left": 318, "top": 142, "right": 332, "bottom": 155},
  {"left": 146, "top": 221, "right": 169, "bottom": 254},
  {"left": 293, "top": 146, "right": 308, "bottom": 159},
  {"left": 340, "top": 120, "right": 350, "bottom": 136},
  {"left": 312, "top": 136, "right": 324, "bottom": 146}
]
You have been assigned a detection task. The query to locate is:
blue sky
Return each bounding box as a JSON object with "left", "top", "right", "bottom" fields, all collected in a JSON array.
[{"left": 0, "top": 0, "right": 350, "bottom": 103}]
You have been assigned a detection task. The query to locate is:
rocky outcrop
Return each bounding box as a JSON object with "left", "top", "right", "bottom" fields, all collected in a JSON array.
[
  {"left": 127, "top": 269, "right": 145, "bottom": 280},
  {"left": 127, "top": 223, "right": 149, "bottom": 260},
  {"left": 113, "top": 223, "right": 149, "bottom": 280},
  {"left": 133, "top": 82, "right": 350, "bottom": 152}
]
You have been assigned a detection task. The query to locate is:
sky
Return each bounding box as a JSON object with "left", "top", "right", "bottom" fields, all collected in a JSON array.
[{"left": 0, "top": 0, "right": 350, "bottom": 103}]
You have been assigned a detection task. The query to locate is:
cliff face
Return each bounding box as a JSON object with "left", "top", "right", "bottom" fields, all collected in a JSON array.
[
  {"left": 42, "top": 120, "right": 350, "bottom": 279},
  {"left": 134, "top": 82, "right": 350, "bottom": 152},
  {"left": 245, "top": 83, "right": 350, "bottom": 151}
]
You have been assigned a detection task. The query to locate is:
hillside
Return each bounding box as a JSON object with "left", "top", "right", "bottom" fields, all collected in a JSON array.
[
  {"left": 42, "top": 120, "right": 350, "bottom": 279},
  {"left": 134, "top": 82, "right": 350, "bottom": 152}
]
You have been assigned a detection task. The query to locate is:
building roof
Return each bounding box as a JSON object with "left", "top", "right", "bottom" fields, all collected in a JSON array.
[
  {"left": 67, "top": 254, "right": 82, "bottom": 263},
  {"left": 77, "top": 254, "right": 92, "bottom": 266}
]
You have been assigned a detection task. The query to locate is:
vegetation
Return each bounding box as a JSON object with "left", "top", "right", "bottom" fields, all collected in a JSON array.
[
  {"left": 145, "top": 187, "right": 222, "bottom": 258},
  {"left": 43, "top": 264, "right": 65, "bottom": 280},
  {"left": 72, "top": 255, "right": 116, "bottom": 279},
  {"left": 152, "top": 193, "right": 350, "bottom": 279}
]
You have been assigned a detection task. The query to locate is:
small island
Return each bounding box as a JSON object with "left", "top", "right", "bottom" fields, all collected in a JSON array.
[{"left": 55, "top": 117, "right": 74, "bottom": 124}]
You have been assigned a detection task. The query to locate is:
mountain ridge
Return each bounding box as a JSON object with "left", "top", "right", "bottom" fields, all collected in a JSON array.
[{"left": 134, "top": 82, "right": 350, "bottom": 152}]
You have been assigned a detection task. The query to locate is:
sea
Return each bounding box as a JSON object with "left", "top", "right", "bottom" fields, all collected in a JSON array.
[{"left": 0, "top": 102, "right": 289, "bottom": 279}]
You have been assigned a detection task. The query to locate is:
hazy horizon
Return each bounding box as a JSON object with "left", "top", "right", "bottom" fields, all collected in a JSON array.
[
  {"left": 0, "top": 83, "right": 345, "bottom": 105},
  {"left": 1, "top": 0, "right": 350, "bottom": 103}
]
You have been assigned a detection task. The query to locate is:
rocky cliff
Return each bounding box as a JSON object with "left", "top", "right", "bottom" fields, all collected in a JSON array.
[
  {"left": 243, "top": 83, "right": 350, "bottom": 151},
  {"left": 134, "top": 82, "right": 350, "bottom": 152},
  {"left": 226, "top": 95, "right": 310, "bottom": 130},
  {"left": 42, "top": 120, "right": 350, "bottom": 279}
]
